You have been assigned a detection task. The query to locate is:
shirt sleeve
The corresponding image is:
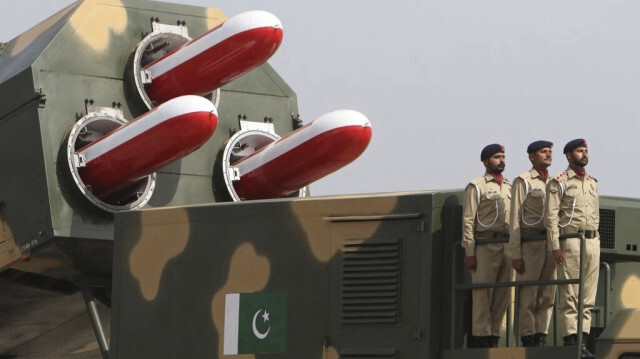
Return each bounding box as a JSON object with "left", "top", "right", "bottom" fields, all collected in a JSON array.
[
  {"left": 544, "top": 180, "right": 562, "bottom": 251},
  {"left": 509, "top": 178, "right": 525, "bottom": 259},
  {"left": 462, "top": 183, "right": 479, "bottom": 256}
]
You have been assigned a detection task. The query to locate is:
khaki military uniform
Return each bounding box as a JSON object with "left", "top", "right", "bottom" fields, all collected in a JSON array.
[
  {"left": 462, "top": 172, "right": 511, "bottom": 337},
  {"left": 509, "top": 169, "right": 556, "bottom": 337},
  {"left": 544, "top": 167, "right": 599, "bottom": 337}
]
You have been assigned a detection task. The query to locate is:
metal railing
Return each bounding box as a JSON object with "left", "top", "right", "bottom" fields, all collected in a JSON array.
[
  {"left": 600, "top": 262, "right": 611, "bottom": 327},
  {"left": 450, "top": 233, "right": 588, "bottom": 359}
]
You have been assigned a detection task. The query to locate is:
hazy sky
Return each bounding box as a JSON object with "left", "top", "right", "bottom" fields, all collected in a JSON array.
[{"left": 3, "top": 0, "right": 640, "bottom": 198}]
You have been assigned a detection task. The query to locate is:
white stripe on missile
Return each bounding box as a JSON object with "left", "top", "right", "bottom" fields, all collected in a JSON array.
[
  {"left": 145, "top": 11, "right": 282, "bottom": 78},
  {"left": 233, "top": 110, "right": 370, "bottom": 175},
  {"left": 80, "top": 95, "right": 217, "bottom": 163}
]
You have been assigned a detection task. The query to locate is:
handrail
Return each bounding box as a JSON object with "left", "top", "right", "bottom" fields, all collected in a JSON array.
[
  {"left": 600, "top": 262, "right": 611, "bottom": 327},
  {"left": 450, "top": 233, "right": 586, "bottom": 359}
]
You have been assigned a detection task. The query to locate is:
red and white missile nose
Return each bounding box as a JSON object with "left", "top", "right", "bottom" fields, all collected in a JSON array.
[
  {"left": 77, "top": 95, "right": 218, "bottom": 198},
  {"left": 231, "top": 110, "right": 372, "bottom": 200},
  {"left": 143, "top": 11, "right": 283, "bottom": 105}
]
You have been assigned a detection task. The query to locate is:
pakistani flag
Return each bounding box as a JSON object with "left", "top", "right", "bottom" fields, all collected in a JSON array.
[{"left": 224, "top": 292, "right": 287, "bottom": 355}]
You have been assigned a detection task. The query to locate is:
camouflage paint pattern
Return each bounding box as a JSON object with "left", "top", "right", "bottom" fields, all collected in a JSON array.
[
  {"left": 111, "top": 190, "right": 640, "bottom": 359},
  {"left": 112, "top": 191, "right": 460, "bottom": 359},
  {"left": 0, "top": 0, "right": 296, "bottom": 275},
  {"left": 595, "top": 309, "right": 640, "bottom": 358},
  {"left": 0, "top": 1, "right": 639, "bottom": 358}
]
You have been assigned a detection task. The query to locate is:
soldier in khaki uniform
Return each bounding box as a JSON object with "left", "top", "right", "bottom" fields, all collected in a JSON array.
[
  {"left": 462, "top": 144, "right": 511, "bottom": 348},
  {"left": 509, "top": 140, "right": 556, "bottom": 347},
  {"left": 544, "top": 138, "right": 599, "bottom": 359}
]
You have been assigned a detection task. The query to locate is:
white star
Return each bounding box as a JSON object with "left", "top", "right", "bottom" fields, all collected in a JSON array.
[{"left": 262, "top": 310, "right": 270, "bottom": 322}]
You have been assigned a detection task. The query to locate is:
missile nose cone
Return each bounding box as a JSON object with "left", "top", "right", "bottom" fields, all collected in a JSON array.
[
  {"left": 317, "top": 109, "right": 372, "bottom": 153},
  {"left": 235, "top": 10, "right": 283, "bottom": 31}
]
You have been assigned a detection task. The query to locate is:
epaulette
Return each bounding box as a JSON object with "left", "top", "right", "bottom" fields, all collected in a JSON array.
[
  {"left": 590, "top": 175, "right": 598, "bottom": 182},
  {"left": 517, "top": 171, "right": 533, "bottom": 181},
  {"left": 469, "top": 177, "right": 484, "bottom": 186},
  {"left": 552, "top": 171, "right": 568, "bottom": 182}
]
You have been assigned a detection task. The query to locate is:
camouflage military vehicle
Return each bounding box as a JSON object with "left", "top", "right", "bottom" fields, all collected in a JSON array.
[
  {"left": 109, "top": 192, "right": 640, "bottom": 359},
  {"left": 0, "top": 1, "right": 638, "bottom": 358}
]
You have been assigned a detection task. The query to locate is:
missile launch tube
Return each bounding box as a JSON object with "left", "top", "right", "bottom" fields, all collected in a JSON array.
[
  {"left": 231, "top": 110, "right": 371, "bottom": 200},
  {"left": 77, "top": 95, "right": 218, "bottom": 198},
  {"left": 143, "top": 11, "right": 283, "bottom": 105}
]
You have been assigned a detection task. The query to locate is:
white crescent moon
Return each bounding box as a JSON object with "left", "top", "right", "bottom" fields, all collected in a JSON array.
[{"left": 252, "top": 309, "right": 271, "bottom": 339}]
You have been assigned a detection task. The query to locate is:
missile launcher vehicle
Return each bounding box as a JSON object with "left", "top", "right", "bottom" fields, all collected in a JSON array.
[{"left": 0, "top": 1, "right": 638, "bottom": 358}]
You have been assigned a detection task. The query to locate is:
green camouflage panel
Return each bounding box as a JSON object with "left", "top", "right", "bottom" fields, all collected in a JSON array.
[{"left": 111, "top": 191, "right": 462, "bottom": 358}]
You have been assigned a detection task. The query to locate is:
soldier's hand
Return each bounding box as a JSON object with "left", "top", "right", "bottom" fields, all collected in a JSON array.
[
  {"left": 552, "top": 249, "right": 563, "bottom": 264},
  {"left": 511, "top": 259, "right": 525, "bottom": 274},
  {"left": 464, "top": 256, "right": 477, "bottom": 272}
]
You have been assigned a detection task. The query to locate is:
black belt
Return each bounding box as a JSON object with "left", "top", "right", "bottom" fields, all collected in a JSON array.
[
  {"left": 475, "top": 231, "right": 507, "bottom": 239},
  {"left": 521, "top": 228, "right": 546, "bottom": 236},
  {"left": 577, "top": 229, "right": 598, "bottom": 239}
]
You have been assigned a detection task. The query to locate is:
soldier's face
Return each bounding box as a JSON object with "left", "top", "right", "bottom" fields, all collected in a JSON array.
[
  {"left": 530, "top": 147, "right": 552, "bottom": 169},
  {"left": 567, "top": 146, "right": 589, "bottom": 168},
  {"left": 484, "top": 153, "right": 505, "bottom": 173}
]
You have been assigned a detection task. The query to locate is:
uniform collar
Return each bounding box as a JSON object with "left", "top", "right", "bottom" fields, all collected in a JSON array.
[
  {"left": 484, "top": 171, "right": 503, "bottom": 184},
  {"left": 530, "top": 168, "right": 541, "bottom": 178},
  {"left": 566, "top": 166, "right": 588, "bottom": 180},
  {"left": 531, "top": 167, "right": 549, "bottom": 181}
]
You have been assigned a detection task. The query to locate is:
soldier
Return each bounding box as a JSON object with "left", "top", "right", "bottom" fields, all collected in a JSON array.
[
  {"left": 509, "top": 140, "right": 556, "bottom": 347},
  {"left": 544, "top": 138, "right": 599, "bottom": 359},
  {"left": 462, "top": 143, "right": 511, "bottom": 348}
]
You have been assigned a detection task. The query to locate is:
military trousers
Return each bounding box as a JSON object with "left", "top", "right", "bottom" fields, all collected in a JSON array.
[
  {"left": 557, "top": 237, "right": 600, "bottom": 336},
  {"left": 470, "top": 242, "right": 511, "bottom": 336},
  {"left": 515, "top": 240, "right": 556, "bottom": 336}
]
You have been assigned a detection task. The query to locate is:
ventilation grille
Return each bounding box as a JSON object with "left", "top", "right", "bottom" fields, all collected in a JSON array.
[
  {"left": 339, "top": 348, "right": 398, "bottom": 359},
  {"left": 599, "top": 209, "right": 615, "bottom": 249},
  {"left": 341, "top": 237, "right": 401, "bottom": 324}
]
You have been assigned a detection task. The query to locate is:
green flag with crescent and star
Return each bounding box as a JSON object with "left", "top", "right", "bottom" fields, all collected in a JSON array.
[{"left": 224, "top": 292, "right": 287, "bottom": 355}]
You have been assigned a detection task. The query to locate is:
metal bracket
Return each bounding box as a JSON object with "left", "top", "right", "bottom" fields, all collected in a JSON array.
[
  {"left": 239, "top": 120, "right": 275, "bottom": 134},
  {"left": 35, "top": 88, "right": 46, "bottom": 108},
  {"left": 140, "top": 69, "right": 152, "bottom": 84},
  {"left": 73, "top": 153, "right": 87, "bottom": 168},
  {"left": 291, "top": 113, "right": 303, "bottom": 129},
  {"left": 228, "top": 167, "right": 241, "bottom": 181},
  {"left": 152, "top": 21, "right": 189, "bottom": 37},
  {"left": 84, "top": 101, "right": 124, "bottom": 120}
]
